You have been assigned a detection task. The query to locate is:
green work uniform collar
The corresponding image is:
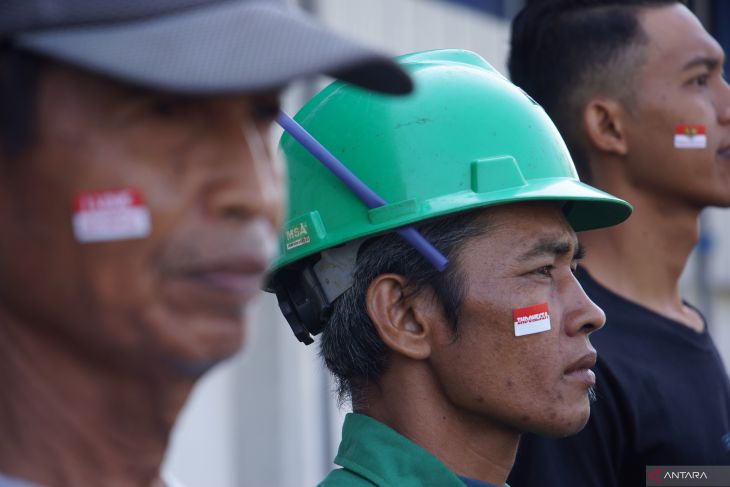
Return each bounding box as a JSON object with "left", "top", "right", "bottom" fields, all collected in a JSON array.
[{"left": 327, "top": 412, "right": 507, "bottom": 487}]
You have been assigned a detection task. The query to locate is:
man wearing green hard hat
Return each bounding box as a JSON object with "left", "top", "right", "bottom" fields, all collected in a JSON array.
[{"left": 269, "top": 49, "right": 632, "bottom": 486}]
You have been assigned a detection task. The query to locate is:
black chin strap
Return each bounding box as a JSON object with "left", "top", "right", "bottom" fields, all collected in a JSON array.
[{"left": 270, "top": 264, "right": 331, "bottom": 345}]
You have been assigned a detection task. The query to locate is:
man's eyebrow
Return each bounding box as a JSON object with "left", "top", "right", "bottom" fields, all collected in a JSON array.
[
  {"left": 518, "top": 238, "right": 580, "bottom": 261},
  {"left": 682, "top": 56, "right": 721, "bottom": 72}
]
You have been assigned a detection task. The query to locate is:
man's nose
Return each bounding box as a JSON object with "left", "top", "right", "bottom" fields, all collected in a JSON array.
[
  {"left": 562, "top": 275, "right": 606, "bottom": 336},
  {"left": 205, "top": 120, "right": 285, "bottom": 229}
]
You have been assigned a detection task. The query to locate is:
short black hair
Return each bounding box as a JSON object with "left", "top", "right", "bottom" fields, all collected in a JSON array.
[
  {"left": 508, "top": 0, "right": 679, "bottom": 181},
  {"left": 319, "top": 210, "right": 488, "bottom": 405},
  {"left": 0, "top": 43, "right": 45, "bottom": 161}
]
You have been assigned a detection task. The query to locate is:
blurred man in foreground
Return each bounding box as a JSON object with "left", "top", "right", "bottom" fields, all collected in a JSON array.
[{"left": 0, "top": 1, "right": 411, "bottom": 485}]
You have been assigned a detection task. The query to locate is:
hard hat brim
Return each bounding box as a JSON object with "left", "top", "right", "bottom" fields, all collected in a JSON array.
[{"left": 271, "top": 176, "right": 631, "bottom": 271}]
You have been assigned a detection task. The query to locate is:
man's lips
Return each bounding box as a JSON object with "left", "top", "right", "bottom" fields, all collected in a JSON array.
[
  {"left": 187, "top": 268, "right": 267, "bottom": 297},
  {"left": 170, "top": 256, "right": 271, "bottom": 304},
  {"left": 160, "top": 219, "right": 279, "bottom": 307},
  {"left": 563, "top": 351, "right": 597, "bottom": 385}
]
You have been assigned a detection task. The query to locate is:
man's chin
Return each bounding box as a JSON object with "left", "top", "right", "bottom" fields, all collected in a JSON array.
[
  {"left": 524, "top": 402, "right": 592, "bottom": 438},
  {"left": 156, "top": 320, "right": 247, "bottom": 378},
  {"left": 166, "top": 342, "right": 244, "bottom": 378},
  {"left": 531, "top": 419, "right": 589, "bottom": 438},
  {"left": 171, "top": 357, "right": 229, "bottom": 377}
]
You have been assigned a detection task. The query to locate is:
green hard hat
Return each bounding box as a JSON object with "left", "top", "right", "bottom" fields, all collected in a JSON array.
[{"left": 275, "top": 49, "right": 631, "bottom": 271}]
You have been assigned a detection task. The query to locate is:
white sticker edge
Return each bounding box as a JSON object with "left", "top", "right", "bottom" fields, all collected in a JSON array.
[
  {"left": 72, "top": 207, "right": 151, "bottom": 243},
  {"left": 513, "top": 304, "right": 552, "bottom": 337},
  {"left": 674, "top": 134, "right": 707, "bottom": 149}
]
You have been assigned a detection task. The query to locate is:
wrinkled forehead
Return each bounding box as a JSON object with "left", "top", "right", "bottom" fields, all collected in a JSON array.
[
  {"left": 33, "top": 61, "right": 281, "bottom": 132},
  {"left": 459, "top": 202, "right": 579, "bottom": 265}
]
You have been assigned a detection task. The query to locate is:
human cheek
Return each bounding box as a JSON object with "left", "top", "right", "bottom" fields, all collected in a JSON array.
[
  {"left": 492, "top": 296, "right": 559, "bottom": 378},
  {"left": 517, "top": 331, "right": 563, "bottom": 386},
  {"left": 493, "top": 335, "right": 567, "bottom": 432},
  {"left": 514, "top": 293, "right": 570, "bottom": 380},
  {"left": 75, "top": 238, "right": 159, "bottom": 326}
]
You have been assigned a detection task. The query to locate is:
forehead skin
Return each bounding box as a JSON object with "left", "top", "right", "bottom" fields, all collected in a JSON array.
[{"left": 637, "top": 4, "right": 724, "bottom": 89}]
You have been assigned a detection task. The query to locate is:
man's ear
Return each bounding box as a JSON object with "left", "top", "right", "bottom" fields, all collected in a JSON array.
[
  {"left": 366, "top": 274, "right": 441, "bottom": 360},
  {"left": 583, "top": 98, "right": 629, "bottom": 156}
]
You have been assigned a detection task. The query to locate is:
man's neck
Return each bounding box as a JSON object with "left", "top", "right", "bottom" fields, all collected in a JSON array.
[
  {"left": 579, "top": 184, "right": 704, "bottom": 331},
  {"left": 360, "top": 359, "right": 516, "bottom": 487},
  {"left": 0, "top": 311, "right": 194, "bottom": 487}
]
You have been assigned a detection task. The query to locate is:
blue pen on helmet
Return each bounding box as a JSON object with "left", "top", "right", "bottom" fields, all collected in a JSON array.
[{"left": 277, "top": 111, "right": 449, "bottom": 272}]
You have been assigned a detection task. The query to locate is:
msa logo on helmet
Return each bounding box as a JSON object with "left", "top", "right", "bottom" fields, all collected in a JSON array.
[
  {"left": 280, "top": 212, "right": 326, "bottom": 256},
  {"left": 286, "top": 222, "right": 311, "bottom": 250}
]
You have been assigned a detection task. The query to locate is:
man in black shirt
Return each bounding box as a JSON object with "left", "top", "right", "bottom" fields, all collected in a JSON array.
[{"left": 507, "top": 1, "right": 730, "bottom": 486}]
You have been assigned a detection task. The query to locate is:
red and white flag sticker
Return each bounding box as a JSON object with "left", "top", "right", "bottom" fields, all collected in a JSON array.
[
  {"left": 514, "top": 303, "right": 551, "bottom": 337},
  {"left": 674, "top": 124, "right": 706, "bottom": 149},
  {"left": 72, "top": 187, "right": 151, "bottom": 243}
]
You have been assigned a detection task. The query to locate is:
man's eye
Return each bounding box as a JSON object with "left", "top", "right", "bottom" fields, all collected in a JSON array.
[
  {"left": 693, "top": 74, "right": 709, "bottom": 86},
  {"left": 535, "top": 265, "right": 554, "bottom": 277},
  {"left": 151, "top": 97, "right": 181, "bottom": 116}
]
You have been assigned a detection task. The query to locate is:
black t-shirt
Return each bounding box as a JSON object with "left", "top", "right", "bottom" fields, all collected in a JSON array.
[{"left": 508, "top": 267, "right": 730, "bottom": 487}]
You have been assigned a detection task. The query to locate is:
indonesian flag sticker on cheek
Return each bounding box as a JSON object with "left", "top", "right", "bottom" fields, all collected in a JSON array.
[
  {"left": 72, "top": 187, "right": 151, "bottom": 243},
  {"left": 513, "top": 303, "right": 551, "bottom": 337},
  {"left": 674, "top": 124, "right": 707, "bottom": 149}
]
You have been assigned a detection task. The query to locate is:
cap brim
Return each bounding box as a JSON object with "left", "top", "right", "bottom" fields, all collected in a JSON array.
[{"left": 15, "top": 1, "right": 412, "bottom": 95}]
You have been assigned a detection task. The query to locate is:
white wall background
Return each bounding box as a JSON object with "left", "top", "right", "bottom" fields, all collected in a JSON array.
[{"left": 163, "top": 1, "right": 730, "bottom": 486}]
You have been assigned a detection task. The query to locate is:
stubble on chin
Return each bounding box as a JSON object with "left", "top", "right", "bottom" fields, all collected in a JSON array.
[{"left": 587, "top": 385, "right": 597, "bottom": 402}]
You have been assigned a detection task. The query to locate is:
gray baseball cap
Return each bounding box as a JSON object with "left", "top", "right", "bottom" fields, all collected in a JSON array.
[{"left": 0, "top": 0, "right": 413, "bottom": 94}]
